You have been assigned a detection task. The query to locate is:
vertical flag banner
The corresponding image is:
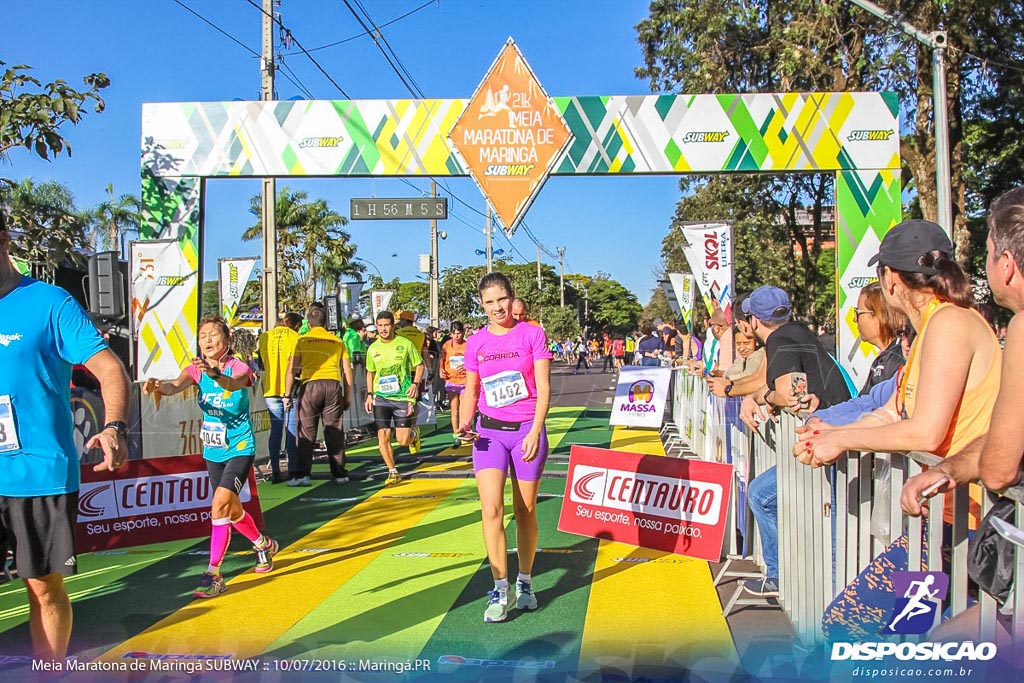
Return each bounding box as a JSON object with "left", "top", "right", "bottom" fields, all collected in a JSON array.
[
  {"left": 340, "top": 281, "right": 364, "bottom": 320},
  {"left": 669, "top": 273, "right": 695, "bottom": 330},
  {"left": 680, "top": 222, "right": 733, "bottom": 321},
  {"left": 660, "top": 280, "right": 682, "bottom": 319},
  {"left": 218, "top": 257, "right": 259, "bottom": 323},
  {"left": 130, "top": 239, "right": 198, "bottom": 381},
  {"left": 610, "top": 366, "right": 673, "bottom": 428},
  {"left": 371, "top": 290, "right": 395, "bottom": 318}
]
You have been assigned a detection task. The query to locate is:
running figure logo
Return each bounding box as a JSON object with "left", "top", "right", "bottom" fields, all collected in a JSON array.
[{"left": 885, "top": 571, "right": 949, "bottom": 634}]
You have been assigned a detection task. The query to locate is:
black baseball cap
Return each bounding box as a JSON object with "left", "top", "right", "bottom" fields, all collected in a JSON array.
[{"left": 867, "top": 219, "right": 953, "bottom": 274}]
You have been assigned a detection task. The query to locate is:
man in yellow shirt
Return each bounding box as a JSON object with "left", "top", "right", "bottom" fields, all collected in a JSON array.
[
  {"left": 257, "top": 312, "right": 302, "bottom": 483},
  {"left": 284, "top": 305, "right": 354, "bottom": 486}
]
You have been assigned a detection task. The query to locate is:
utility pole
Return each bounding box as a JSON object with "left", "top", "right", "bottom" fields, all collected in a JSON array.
[
  {"left": 485, "top": 206, "right": 493, "bottom": 273},
  {"left": 536, "top": 245, "right": 542, "bottom": 290},
  {"left": 260, "top": 0, "right": 278, "bottom": 331},
  {"left": 847, "top": 0, "right": 952, "bottom": 237},
  {"left": 429, "top": 180, "right": 439, "bottom": 327},
  {"left": 557, "top": 246, "right": 565, "bottom": 307}
]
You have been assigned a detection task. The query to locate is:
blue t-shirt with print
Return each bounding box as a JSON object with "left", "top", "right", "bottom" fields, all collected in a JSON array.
[
  {"left": 187, "top": 357, "right": 255, "bottom": 462},
  {"left": 0, "top": 277, "right": 107, "bottom": 496}
]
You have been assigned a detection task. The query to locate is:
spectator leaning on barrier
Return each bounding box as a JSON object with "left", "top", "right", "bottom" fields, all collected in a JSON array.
[
  {"left": 636, "top": 324, "right": 664, "bottom": 367},
  {"left": 796, "top": 219, "right": 999, "bottom": 642},
  {"left": 896, "top": 188, "right": 1024, "bottom": 643},
  {"left": 258, "top": 312, "right": 303, "bottom": 483},
  {"left": 707, "top": 321, "right": 766, "bottom": 398},
  {"left": 738, "top": 285, "right": 852, "bottom": 598},
  {"left": 853, "top": 282, "right": 906, "bottom": 395},
  {"left": 0, "top": 209, "right": 131, "bottom": 659}
]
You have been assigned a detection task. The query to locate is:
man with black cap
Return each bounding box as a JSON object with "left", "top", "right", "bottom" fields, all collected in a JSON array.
[{"left": 738, "top": 284, "right": 852, "bottom": 597}]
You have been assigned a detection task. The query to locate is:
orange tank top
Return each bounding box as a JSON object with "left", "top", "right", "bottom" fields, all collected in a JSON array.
[{"left": 900, "top": 299, "right": 1001, "bottom": 528}]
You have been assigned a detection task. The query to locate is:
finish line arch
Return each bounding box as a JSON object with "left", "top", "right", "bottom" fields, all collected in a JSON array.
[{"left": 137, "top": 90, "right": 901, "bottom": 384}]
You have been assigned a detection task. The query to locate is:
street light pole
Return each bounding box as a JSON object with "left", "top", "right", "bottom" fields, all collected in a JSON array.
[
  {"left": 847, "top": 0, "right": 952, "bottom": 237},
  {"left": 485, "top": 206, "right": 493, "bottom": 273},
  {"left": 260, "top": 0, "right": 278, "bottom": 332}
]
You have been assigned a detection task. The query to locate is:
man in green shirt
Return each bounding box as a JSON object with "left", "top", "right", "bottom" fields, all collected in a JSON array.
[{"left": 364, "top": 311, "right": 424, "bottom": 485}]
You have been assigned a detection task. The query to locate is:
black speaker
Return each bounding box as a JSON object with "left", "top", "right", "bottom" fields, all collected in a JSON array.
[
  {"left": 88, "top": 251, "right": 125, "bottom": 320},
  {"left": 322, "top": 294, "right": 340, "bottom": 331}
]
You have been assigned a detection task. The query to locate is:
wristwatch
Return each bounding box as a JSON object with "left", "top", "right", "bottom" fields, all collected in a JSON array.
[
  {"left": 724, "top": 383, "right": 734, "bottom": 396},
  {"left": 103, "top": 420, "right": 129, "bottom": 438}
]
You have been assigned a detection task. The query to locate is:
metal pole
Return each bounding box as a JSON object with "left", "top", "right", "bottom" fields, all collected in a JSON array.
[
  {"left": 557, "top": 246, "right": 565, "bottom": 307},
  {"left": 846, "top": 0, "right": 952, "bottom": 237},
  {"left": 536, "top": 245, "right": 542, "bottom": 290},
  {"left": 429, "top": 180, "right": 439, "bottom": 327},
  {"left": 486, "top": 206, "right": 493, "bottom": 273},
  {"left": 933, "top": 40, "right": 953, "bottom": 235},
  {"left": 260, "top": 0, "right": 278, "bottom": 331}
]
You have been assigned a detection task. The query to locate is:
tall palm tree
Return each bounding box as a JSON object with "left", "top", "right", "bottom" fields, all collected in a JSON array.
[
  {"left": 242, "top": 187, "right": 363, "bottom": 312},
  {"left": 92, "top": 183, "right": 142, "bottom": 253}
]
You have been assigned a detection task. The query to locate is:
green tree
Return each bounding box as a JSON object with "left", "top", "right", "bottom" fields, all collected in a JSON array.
[
  {"left": 1, "top": 178, "right": 91, "bottom": 278},
  {"left": 641, "top": 285, "right": 675, "bottom": 328},
  {"left": 0, "top": 61, "right": 109, "bottom": 162},
  {"left": 543, "top": 306, "right": 581, "bottom": 340},
  {"left": 92, "top": 183, "right": 142, "bottom": 252},
  {"left": 243, "top": 188, "right": 361, "bottom": 312},
  {"left": 585, "top": 278, "right": 642, "bottom": 335}
]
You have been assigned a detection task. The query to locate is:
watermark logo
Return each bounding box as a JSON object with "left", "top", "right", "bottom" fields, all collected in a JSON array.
[{"left": 885, "top": 571, "right": 948, "bottom": 635}]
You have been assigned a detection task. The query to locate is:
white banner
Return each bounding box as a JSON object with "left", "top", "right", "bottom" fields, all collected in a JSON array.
[
  {"left": 339, "top": 281, "right": 364, "bottom": 320},
  {"left": 609, "top": 366, "right": 673, "bottom": 428},
  {"left": 218, "top": 257, "right": 259, "bottom": 323},
  {"left": 371, "top": 290, "right": 395, "bottom": 318},
  {"left": 130, "top": 240, "right": 198, "bottom": 380},
  {"left": 679, "top": 222, "right": 733, "bottom": 321},
  {"left": 669, "top": 273, "right": 695, "bottom": 329}
]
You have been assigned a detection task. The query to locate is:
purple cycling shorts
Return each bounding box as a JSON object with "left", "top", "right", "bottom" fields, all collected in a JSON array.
[
  {"left": 472, "top": 416, "right": 548, "bottom": 481},
  {"left": 445, "top": 381, "right": 465, "bottom": 395}
]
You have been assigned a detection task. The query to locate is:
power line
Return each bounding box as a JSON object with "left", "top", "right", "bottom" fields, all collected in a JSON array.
[
  {"left": 174, "top": 0, "right": 260, "bottom": 57},
  {"left": 340, "top": 0, "right": 424, "bottom": 98},
  {"left": 242, "top": 0, "right": 352, "bottom": 98},
  {"left": 287, "top": 0, "right": 437, "bottom": 55}
]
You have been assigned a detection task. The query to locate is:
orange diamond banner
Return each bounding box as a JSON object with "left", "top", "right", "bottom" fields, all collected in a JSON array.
[{"left": 450, "top": 38, "right": 572, "bottom": 236}]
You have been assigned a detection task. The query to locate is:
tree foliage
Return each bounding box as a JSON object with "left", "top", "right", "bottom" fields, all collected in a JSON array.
[
  {"left": 242, "top": 187, "right": 361, "bottom": 313},
  {"left": 1, "top": 178, "right": 90, "bottom": 278},
  {"left": 92, "top": 183, "right": 142, "bottom": 252},
  {"left": 0, "top": 61, "right": 109, "bottom": 162}
]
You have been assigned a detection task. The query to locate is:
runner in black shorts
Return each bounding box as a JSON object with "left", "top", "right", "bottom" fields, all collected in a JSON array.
[
  {"left": 0, "top": 210, "right": 131, "bottom": 659},
  {"left": 144, "top": 317, "right": 278, "bottom": 598}
]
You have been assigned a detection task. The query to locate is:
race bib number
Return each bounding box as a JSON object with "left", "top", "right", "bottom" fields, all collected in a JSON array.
[
  {"left": 201, "top": 421, "right": 227, "bottom": 449},
  {"left": 450, "top": 355, "right": 465, "bottom": 370},
  {"left": 0, "top": 395, "right": 20, "bottom": 453},
  {"left": 482, "top": 370, "right": 528, "bottom": 409},
  {"left": 377, "top": 374, "right": 400, "bottom": 394}
]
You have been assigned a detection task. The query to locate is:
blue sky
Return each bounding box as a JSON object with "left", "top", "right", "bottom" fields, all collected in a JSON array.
[{"left": 5, "top": 0, "right": 682, "bottom": 302}]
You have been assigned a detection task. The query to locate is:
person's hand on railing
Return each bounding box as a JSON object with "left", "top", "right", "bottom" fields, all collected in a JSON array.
[
  {"left": 792, "top": 422, "right": 835, "bottom": 459},
  {"left": 796, "top": 428, "right": 847, "bottom": 467},
  {"left": 707, "top": 376, "right": 730, "bottom": 397},
  {"left": 901, "top": 470, "right": 954, "bottom": 517},
  {"left": 740, "top": 394, "right": 773, "bottom": 430}
]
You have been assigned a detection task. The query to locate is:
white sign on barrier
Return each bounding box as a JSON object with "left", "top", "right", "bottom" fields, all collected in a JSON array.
[{"left": 609, "top": 366, "right": 672, "bottom": 428}]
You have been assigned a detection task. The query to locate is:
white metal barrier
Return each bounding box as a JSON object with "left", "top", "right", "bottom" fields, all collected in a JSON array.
[{"left": 668, "top": 371, "right": 1024, "bottom": 650}]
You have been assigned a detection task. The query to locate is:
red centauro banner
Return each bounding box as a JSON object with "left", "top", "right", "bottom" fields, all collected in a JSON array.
[
  {"left": 558, "top": 445, "right": 733, "bottom": 561},
  {"left": 76, "top": 454, "right": 264, "bottom": 553}
]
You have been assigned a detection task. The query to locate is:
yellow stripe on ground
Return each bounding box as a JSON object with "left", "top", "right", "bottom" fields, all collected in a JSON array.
[
  {"left": 96, "top": 460, "right": 472, "bottom": 661},
  {"left": 577, "top": 426, "right": 737, "bottom": 676}
]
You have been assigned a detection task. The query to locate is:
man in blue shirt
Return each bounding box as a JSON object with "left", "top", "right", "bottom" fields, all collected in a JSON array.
[{"left": 0, "top": 211, "right": 130, "bottom": 659}]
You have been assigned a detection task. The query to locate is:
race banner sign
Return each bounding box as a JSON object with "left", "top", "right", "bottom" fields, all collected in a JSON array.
[
  {"left": 371, "top": 290, "right": 395, "bottom": 318},
  {"left": 659, "top": 280, "right": 681, "bottom": 319},
  {"left": 76, "top": 453, "right": 264, "bottom": 553},
  {"left": 610, "top": 366, "right": 672, "bottom": 428},
  {"left": 218, "top": 256, "right": 259, "bottom": 323},
  {"left": 558, "top": 445, "right": 733, "bottom": 560},
  {"left": 669, "top": 273, "right": 696, "bottom": 330},
  {"left": 130, "top": 239, "right": 198, "bottom": 380},
  {"left": 679, "top": 222, "right": 733, "bottom": 321}
]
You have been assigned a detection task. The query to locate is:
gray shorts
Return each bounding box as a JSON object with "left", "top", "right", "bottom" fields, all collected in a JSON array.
[{"left": 372, "top": 397, "right": 417, "bottom": 430}]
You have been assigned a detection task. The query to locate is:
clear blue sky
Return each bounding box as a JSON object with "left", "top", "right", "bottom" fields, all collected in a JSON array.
[{"left": 5, "top": 0, "right": 682, "bottom": 303}]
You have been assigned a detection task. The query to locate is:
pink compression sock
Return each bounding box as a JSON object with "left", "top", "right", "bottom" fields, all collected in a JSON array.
[
  {"left": 209, "top": 518, "right": 232, "bottom": 571},
  {"left": 230, "top": 511, "right": 264, "bottom": 544}
]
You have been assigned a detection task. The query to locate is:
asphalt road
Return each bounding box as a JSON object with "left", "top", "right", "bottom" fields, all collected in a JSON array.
[{"left": 549, "top": 356, "right": 618, "bottom": 408}]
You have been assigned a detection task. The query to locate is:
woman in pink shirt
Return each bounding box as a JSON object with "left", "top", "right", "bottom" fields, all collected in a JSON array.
[{"left": 459, "top": 272, "right": 552, "bottom": 623}]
